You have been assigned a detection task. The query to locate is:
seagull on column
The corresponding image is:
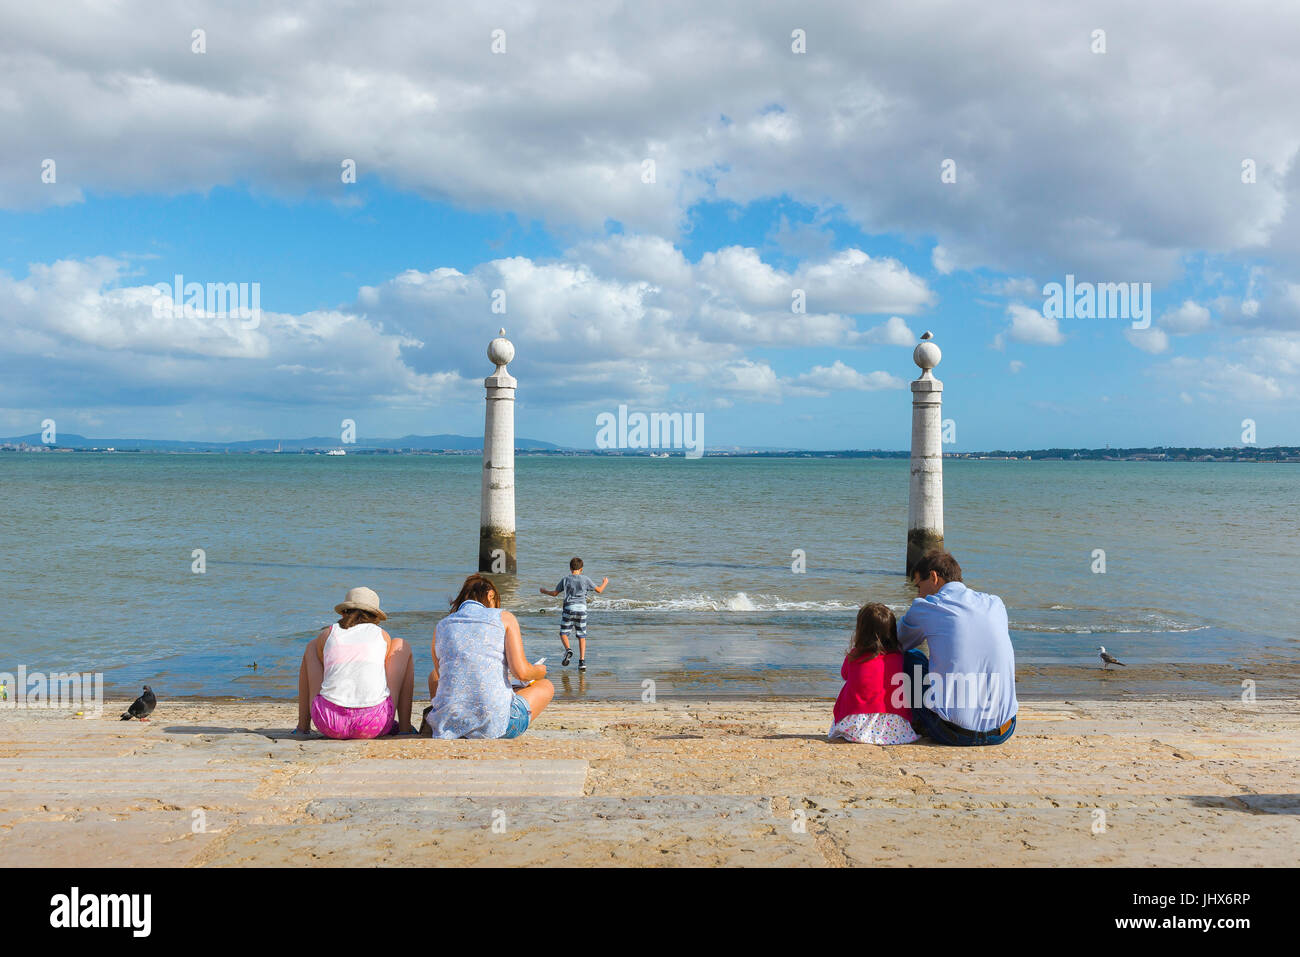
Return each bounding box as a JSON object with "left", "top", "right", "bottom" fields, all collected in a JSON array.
[{"left": 1098, "top": 646, "right": 1126, "bottom": 670}]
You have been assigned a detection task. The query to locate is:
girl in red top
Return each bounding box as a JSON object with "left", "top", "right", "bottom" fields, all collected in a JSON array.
[{"left": 829, "top": 603, "right": 919, "bottom": 745}]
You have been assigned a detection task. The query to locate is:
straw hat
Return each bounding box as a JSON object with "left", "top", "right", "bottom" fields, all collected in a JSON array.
[{"left": 334, "top": 586, "right": 388, "bottom": 621}]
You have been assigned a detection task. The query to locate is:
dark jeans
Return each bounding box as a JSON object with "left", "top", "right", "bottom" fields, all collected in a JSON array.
[{"left": 902, "top": 649, "right": 1016, "bottom": 747}]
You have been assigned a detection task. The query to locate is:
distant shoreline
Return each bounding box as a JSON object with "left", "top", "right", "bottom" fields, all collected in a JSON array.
[{"left": 3, "top": 443, "right": 1298, "bottom": 463}]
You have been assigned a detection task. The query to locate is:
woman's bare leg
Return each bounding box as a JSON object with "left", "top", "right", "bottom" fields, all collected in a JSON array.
[
  {"left": 384, "top": 639, "right": 414, "bottom": 732},
  {"left": 296, "top": 654, "right": 309, "bottom": 731},
  {"left": 516, "top": 678, "right": 555, "bottom": 720},
  {"left": 417, "top": 666, "right": 443, "bottom": 737},
  {"left": 296, "top": 636, "right": 325, "bottom": 732}
]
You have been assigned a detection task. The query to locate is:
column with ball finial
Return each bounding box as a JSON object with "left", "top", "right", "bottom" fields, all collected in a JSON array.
[
  {"left": 906, "top": 331, "right": 944, "bottom": 576},
  {"left": 480, "top": 329, "right": 517, "bottom": 574}
]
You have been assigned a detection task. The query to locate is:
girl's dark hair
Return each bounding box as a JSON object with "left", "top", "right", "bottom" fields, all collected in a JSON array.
[
  {"left": 338, "top": 608, "right": 382, "bottom": 629},
  {"left": 848, "top": 603, "right": 900, "bottom": 661},
  {"left": 450, "top": 573, "right": 500, "bottom": 611}
]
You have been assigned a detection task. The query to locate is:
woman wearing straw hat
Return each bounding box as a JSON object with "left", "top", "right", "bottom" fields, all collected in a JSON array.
[
  {"left": 294, "top": 587, "right": 415, "bottom": 738},
  {"left": 423, "top": 573, "right": 553, "bottom": 739}
]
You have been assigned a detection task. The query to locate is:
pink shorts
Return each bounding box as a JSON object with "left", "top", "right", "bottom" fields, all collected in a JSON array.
[{"left": 311, "top": 695, "right": 396, "bottom": 740}]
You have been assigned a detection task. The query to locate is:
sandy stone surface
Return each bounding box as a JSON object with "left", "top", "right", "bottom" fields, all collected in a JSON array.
[{"left": 1, "top": 697, "right": 1296, "bottom": 866}]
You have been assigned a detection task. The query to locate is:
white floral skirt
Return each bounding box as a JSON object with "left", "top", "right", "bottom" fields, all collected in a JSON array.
[{"left": 828, "top": 712, "right": 920, "bottom": 745}]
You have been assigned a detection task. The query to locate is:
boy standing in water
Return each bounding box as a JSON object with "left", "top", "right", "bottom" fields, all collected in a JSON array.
[{"left": 540, "top": 557, "right": 609, "bottom": 670}]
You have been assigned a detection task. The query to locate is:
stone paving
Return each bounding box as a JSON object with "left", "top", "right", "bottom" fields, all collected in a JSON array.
[{"left": 1, "top": 697, "right": 1296, "bottom": 866}]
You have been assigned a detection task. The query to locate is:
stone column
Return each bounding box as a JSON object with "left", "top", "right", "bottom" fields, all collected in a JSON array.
[
  {"left": 479, "top": 329, "right": 517, "bottom": 574},
  {"left": 906, "top": 331, "right": 944, "bottom": 576}
]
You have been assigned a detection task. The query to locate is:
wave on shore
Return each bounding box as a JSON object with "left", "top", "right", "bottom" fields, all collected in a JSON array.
[
  {"left": 530, "top": 592, "right": 863, "bottom": 613},
  {"left": 521, "top": 595, "right": 1207, "bottom": 636}
]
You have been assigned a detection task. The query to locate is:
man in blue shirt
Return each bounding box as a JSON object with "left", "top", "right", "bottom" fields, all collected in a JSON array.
[{"left": 896, "top": 551, "right": 1018, "bottom": 746}]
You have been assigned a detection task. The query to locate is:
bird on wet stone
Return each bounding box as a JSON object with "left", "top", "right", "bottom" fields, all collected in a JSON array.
[{"left": 1098, "top": 646, "right": 1126, "bottom": 670}]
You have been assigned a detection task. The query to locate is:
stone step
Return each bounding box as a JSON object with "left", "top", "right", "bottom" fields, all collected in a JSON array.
[{"left": 280, "top": 758, "right": 589, "bottom": 798}]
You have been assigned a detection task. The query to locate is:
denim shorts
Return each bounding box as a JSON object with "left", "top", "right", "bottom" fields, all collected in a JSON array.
[{"left": 499, "top": 693, "right": 531, "bottom": 739}]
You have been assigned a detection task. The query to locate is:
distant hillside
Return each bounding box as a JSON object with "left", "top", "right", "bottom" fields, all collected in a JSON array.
[
  {"left": 0, "top": 433, "right": 561, "bottom": 452},
  {"left": 4, "top": 435, "right": 1297, "bottom": 460}
]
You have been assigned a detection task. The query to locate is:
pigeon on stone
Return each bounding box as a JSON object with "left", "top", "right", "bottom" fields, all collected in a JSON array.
[
  {"left": 1098, "top": 646, "right": 1126, "bottom": 670},
  {"left": 120, "top": 685, "right": 156, "bottom": 721}
]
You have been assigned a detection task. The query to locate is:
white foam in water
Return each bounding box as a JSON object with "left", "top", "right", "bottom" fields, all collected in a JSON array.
[
  {"left": 534, "top": 592, "right": 861, "bottom": 613},
  {"left": 723, "top": 592, "right": 757, "bottom": 611},
  {"left": 1016, "top": 618, "right": 1208, "bottom": 635}
]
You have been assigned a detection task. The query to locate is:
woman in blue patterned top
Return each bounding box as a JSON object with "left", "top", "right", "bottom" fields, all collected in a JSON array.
[{"left": 422, "top": 574, "right": 554, "bottom": 739}]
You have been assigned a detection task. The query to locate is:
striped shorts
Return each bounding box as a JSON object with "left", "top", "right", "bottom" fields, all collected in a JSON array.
[{"left": 560, "top": 604, "right": 588, "bottom": 638}]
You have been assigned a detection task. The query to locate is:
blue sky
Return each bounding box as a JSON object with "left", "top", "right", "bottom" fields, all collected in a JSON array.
[{"left": 2, "top": 1, "right": 1298, "bottom": 450}]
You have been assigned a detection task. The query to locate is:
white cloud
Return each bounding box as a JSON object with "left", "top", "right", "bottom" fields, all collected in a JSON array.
[
  {"left": 567, "top": 235, "right": 693, "bottom": 289},
  {"left": 1009, "top": 360, "right": 1024, "bottom": 374},
  {"left": 791, "top": 360, "right": 904, "bottom": 393},
  {"left": 992, "top": 277, "right": 1040, "bottom": 299},
  {"left": 0, "top": 258, "right": 470, "bottom": 411},
  {"left": 1160, "top": 300, "right": 1212, "bottom": 335},
  {"left": 711, "top": 358, "right": 904, "bottom": 401},
  {"left": 717, "top": 359, "right": 784, "bottom": 397},
  {"left": 931, "top": 245, "right": 955, "bottom": 275},
  {"left": 1122, "top": 299, "right": 1211, "bottom": 355},
  {"left": 360, "top": 240, "right": 932, "bottom": 392},
  {"left": 1125, "top": 326, "right": 1170, "bottom": 354},
  {"left": 1215, "top": 277, "right": 1300, "bottom": 332},
  {"left": 1150, "top": 336, "right": 1300, "bottom": 402},
  {"left": 6, "top": 2, "right": 1298, "bottom": 279},
  {"left": 1158, "top": 356, "right": 1286, "bottom": 402},
  {"left": 994, "top": 304, "right": 1065, "bottom": 348},
  {"left": 0, "top": 241, "right": 930, "bottom": 413},
  {"left": 696, "top": 246, "right": 933, "bottom": 316},
  {"left": 861, "top": 316, "right": 916, "bottom": 346}
]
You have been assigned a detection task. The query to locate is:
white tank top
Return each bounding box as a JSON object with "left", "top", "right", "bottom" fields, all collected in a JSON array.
[{"left": 318, "top": 622, "right": 391, "bottom": 708}]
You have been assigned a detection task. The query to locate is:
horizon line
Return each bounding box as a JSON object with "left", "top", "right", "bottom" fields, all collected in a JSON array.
[{"left": 3, "top": 432, "right": 1297, "bottom": 458}]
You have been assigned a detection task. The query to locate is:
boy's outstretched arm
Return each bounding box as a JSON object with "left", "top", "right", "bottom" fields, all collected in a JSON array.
[
  {"left": 594, "top": 576, "right": 610, "bottom": 593},
  {"left": 539, "top": 587, "right": 561, "bottom": 596}
]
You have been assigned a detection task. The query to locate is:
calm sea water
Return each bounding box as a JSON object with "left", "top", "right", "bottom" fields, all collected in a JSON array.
[{"left": 2, "top": 453, "right": 1296, "bottom": 701}]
